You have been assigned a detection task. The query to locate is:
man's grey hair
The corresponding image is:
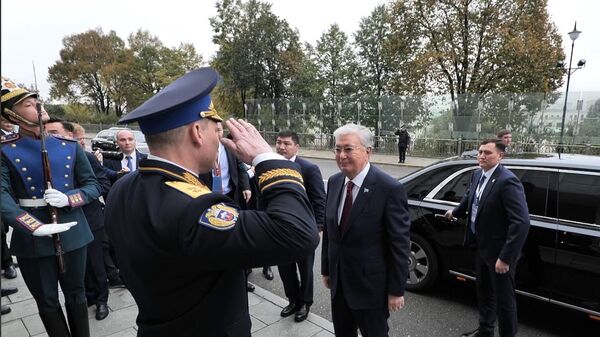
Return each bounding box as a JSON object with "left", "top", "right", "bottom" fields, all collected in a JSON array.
[{"left": 333, "top": 123, "right": 373, "bottom": 148}]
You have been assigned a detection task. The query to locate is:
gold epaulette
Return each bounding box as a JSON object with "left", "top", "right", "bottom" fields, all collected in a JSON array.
[
  {"left": 165, "top": 181, "right": 211, "bottom": 198},
  {"left": 257, "top": 168, "right": 305, "bottom": 193}
]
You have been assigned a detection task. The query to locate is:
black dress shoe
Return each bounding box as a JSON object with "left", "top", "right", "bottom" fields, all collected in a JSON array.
[
  {"left": 108, "top": 274, "right": 126, "bottom": 288},
  {"left": 95, "top": 303, "right": 109, "bottom": 320},
  {"left": 294, "top": 303, "right": 310, "bottom": 322},
  {"left": 280, "top": 301, "right": 299, "bottom": 317},
  {"left": 1, "top": 287, "right": 18, "bottom": 297},
  {"left": 1, "top": 305, "right": 11, "bottom": 315},
  {"left": 262, "top": 267, "right": 274, "bottom": 280},
  {"left": 3, "top": 265, "right": 17, "bottom": 279},
  {"left": 246, "top": 282, "right": 255, "bottom": 292},
  {"left": 460, "top": 328, "right": 493, "bottom": 337}
]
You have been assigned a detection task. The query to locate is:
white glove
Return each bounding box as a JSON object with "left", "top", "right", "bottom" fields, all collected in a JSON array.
[
  {"left": 43, "top": 188, "right": 70, "bottom": 208},
  {"left": 32, "top": 221, "right": 78, "bottom": 237}
]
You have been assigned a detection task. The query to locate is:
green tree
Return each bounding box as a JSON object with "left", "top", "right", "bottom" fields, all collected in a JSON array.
[
  {"left": 211, "top": 0, "right": 304, "bottom": 116},
  {"left": 399, "top": 0, "right": 565, "bottom": 132},
  {"left": 579, "top": 98, "right": 600, "bottom": 140},
  {"left": 48, "top": 28, "right": 126, "bottom": 114}
]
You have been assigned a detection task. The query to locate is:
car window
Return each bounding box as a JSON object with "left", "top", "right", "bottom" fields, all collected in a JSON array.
[
  {"left": 433, "top": 170, "right": 472, "bottom": 202},
  {"left": 132, "top": 131, "right": 146, "bottom": 143},
  {"left": 510, "top": 169, "right": 551, "bottom": 217},
  {"left": 403, "top": 164, "right": 471, "bottom": 200},
  {"left": 554, "top": 171, "right": 600, "bottom": 225},
  {"left": 97, "top": 130, "right": 112, "bottom": 139}
]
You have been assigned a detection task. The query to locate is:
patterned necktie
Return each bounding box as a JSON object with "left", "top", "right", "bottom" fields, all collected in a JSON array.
[
  {"left": 126, "top": 156, "right": 133, "bottom": 171},
  {"left": 339, "top": 181, "right": 354, "bottom": 234},
  {"left": 470, "top": 174, "right": 487, "bottom": 233},
  {"left": 212, "top": 160, "right": 223, "bottom": 194}
]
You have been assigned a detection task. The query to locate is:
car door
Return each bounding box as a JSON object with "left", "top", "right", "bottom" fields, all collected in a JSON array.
[
  {"left": 552, "top": 170, "right": 600, "bottom": 315},
  {"left": 507, "top": 167, "right": 557, "bottom": 300}
]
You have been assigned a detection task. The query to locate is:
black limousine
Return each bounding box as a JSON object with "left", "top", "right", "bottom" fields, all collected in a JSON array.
[{"left": 400, "top": 153, "right": 600, "bottom": 319}]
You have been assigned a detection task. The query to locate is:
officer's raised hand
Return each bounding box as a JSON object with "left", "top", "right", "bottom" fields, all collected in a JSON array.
[
  {"left": 43, "top": 188, "right": 70, "bottom": 208},
  {"left": 32, "top": 222, "right": 78, "bottom": 237},
  {"left": 221, "top": 118, "right": 272, "bottom": 164}
]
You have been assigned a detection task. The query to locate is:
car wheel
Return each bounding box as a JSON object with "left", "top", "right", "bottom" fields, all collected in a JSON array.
[{"left": 406, "top": 233, "right": 439, "bottom": 291}]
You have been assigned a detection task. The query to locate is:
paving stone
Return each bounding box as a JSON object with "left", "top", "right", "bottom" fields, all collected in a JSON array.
[
  {"left": 249, "top": 301, "right": 284, "bottom": 325},
  {"left": 105, "top": 327, "right": 138, "bottom": 337},
  {"left": 89, "top": 305, "right": 137, "bottom": 337},
  {"left": 250, "top": 315, "right": 267, "bottom": 333},
  {"left": 1, "top": 319, "right": 29, "bottom": 337},
  {"left": 21, "top": 314, "right": 45, "bottom": 336},
  {"left": 252, "top": 318, "right": 322, "bottom": 337}
]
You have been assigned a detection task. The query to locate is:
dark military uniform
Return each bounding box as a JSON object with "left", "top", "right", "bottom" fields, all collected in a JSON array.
[
  {"left": 105, "top": 158, "right": 319, "bottom": 337},
  {"left": 1, "top": 132, "right": 100, "bottom": 336}
]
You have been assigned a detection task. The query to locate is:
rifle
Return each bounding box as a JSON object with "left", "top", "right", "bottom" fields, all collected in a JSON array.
[{"left": 33, "top": 62, "right": 66, "bottom": 273}]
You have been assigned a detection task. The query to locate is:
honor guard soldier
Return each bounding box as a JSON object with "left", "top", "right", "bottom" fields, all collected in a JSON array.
[
  {"left": 104, "top": 67, "right": 320, "bottom": 337},
  {"left": 1, "top": 77, "right": 101, "bottom": 337}
]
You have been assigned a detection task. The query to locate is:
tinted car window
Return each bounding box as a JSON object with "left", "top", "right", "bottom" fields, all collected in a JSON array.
[
  {"left": 433, "top": 170, "right": 472, "bottom": 202},
  {"left": 404, "top": 164, "right": 470, "bottom": 200},
  {"left": 510, "top": 169, "right": 550, "bottom": 217},
  {"left": 556, "top": 172, "right": 600, "bottom": 225}
]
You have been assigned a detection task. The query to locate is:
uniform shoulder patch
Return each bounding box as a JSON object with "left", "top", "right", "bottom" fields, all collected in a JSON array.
[
  {"left": 165, "top": 181, "right": 211, "bottom": 198},
  {"left": 0, "top": 133, "right": 20, "bottom": 143},
  {"left": 198, "top": 203, "right": 239, "bottom": 231}
]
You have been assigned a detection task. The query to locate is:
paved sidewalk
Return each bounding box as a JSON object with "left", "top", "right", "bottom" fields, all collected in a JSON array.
[{"left": 1, "top": 267, "right": 335, "bottom": 337}]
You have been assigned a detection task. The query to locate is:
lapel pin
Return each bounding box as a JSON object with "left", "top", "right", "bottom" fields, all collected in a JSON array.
[{"left": 364, "top": 188, "right": 369, "bottom": 193}]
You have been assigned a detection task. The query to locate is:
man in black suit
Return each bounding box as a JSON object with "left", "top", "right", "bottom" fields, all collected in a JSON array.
[
  {"left": 322, "top": 123, "right": 411, "bottom": 337},
  {"left": 0, "top": 118, "right": 18, "bottom": 280},
  {"left": 101, "top": 129, "right": 148, "bottom": 183},
  {"left": 445, "top": 139, "right": 529, "bottom": 337},
  {"left": 101, "top": 129, "right": 148, "bottom": 288},
  {"left": 275, "top": 130, "right": 326, "bottom": 322}
]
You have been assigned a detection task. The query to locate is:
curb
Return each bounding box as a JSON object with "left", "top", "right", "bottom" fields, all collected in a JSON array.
[{"left": 249, "top": 282, "right": 335, "bottom": 334}]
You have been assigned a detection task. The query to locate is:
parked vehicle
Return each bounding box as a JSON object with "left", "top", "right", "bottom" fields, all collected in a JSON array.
[
  {"left": 91, "top": 127, "right": 148, "bottom": 154},
  {"left": 400, "top": 153, "right": 600, "bottom": 318}
]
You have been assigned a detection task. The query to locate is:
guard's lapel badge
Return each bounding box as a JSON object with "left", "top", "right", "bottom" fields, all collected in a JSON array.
[
  {"left": 199, "top": 203, "right": 239, "bottom": 231},
  {"left": 363, "top": 188, "right": 369, "bottom": 193}
]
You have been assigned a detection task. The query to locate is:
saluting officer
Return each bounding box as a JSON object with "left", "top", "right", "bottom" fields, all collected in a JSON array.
[
  {"left": 1, "top": 77, "right": 101, "bottom": 337},
  {"left": 104, "top": 67, "right": 320, "bottom": 337}
]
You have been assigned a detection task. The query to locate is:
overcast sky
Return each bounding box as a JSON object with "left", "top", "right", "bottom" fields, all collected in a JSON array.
[{"left": 2, "top": 0, "right": 598, "bottom": 99}]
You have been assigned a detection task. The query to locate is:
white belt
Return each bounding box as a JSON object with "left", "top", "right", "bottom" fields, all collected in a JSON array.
[{"left": 19, "top": 199, "right": 48, "bottom": 207}]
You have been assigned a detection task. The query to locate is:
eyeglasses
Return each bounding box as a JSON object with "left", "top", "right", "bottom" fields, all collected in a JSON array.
[{"left": 333, "top": 146, "right": 366, "bottom": 155}]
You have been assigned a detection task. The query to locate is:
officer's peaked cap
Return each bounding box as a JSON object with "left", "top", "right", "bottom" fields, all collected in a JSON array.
[{"left": 119, "top": 67, "right": 223, "bottom": 135}]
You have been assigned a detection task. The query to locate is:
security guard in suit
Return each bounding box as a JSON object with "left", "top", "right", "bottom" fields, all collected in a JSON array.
[
  {"left": 1, "top": 77, "right": 101, "bottom": 337},
  {"left": 104, "top": 67, "right": 320, "bottom": 337}
]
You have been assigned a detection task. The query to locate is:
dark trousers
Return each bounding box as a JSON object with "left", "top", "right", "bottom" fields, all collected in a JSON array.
[
  {"left": 331, "top": 281, "right": 389, "bottom": 337},
  {"left": 277, "top": 251, "right": 315, "bottom": 305},
  {"left": 398, "top": 145, "right": 407, "bottom": 163},
  {"left": 475, "top": 254, "right": 518, "bottom": 337},
  {"left": 18, "top": 246, "right": 87, "bottom": 312},
  {"left": 1, "top": 223, "right": 14, "bottom": 269},
  {"left": 85, "top": 229, "right": 109, "bottom": 305},
  {"left": 102, "top": 229, "right": 119, "bottom": 279}
]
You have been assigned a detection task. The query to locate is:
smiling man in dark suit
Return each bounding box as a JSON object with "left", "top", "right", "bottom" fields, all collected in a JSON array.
[
  {"left": 445, "top": 138, "right": 529, "bottom": 337},
  {"left": 275, "top": 130, "right": 326, "bottom": 322},
  {"left": 322, "top": 123, "right": 411, "bottom": 337}
]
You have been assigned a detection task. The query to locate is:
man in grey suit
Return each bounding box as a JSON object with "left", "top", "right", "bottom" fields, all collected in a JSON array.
[
  {"left": 445, "top": 139, "right": 529, "bottom": 337},
  {"left": 322, "top": 123, "right": 411, "bottom": 337}
]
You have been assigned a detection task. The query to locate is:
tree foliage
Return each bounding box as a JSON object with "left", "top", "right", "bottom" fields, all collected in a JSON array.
[{"left": 48, "top": 28, "right": 202, "bottom": 117}]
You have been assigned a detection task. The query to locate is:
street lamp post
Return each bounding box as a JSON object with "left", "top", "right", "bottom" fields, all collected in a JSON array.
[{"left": 558, "top": 22, "right": 583, "bottom": 154}]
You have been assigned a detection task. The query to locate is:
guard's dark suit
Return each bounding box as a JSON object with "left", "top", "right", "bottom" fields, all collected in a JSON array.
[
  {"left": 277, "top": 156, "right": 325, "bottom": 306},
  {"left": 322, "top": 165, "right": 411, "bottom": 336},
  {"left": 82, "top": 151, "right": 110, "bottom": 307},
  {"left": 200, "top": 146, "right": 250, "bottom": 206},
  {"left": 1, "top": 133, "right": 100, "bottom": 336},
  {"left": 105, "top": 158, "right": 319, "bottom": 337},
  {"left": 453, "top": 165, "right": 529, "bottom": 337},
  {"left": 102, "top": 150, "right": 147, "bottom": 183}
]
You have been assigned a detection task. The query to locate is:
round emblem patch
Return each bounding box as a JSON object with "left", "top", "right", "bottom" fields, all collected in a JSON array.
[{"left": 198, "top": 203, "right": 239, "bottom": 231}]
